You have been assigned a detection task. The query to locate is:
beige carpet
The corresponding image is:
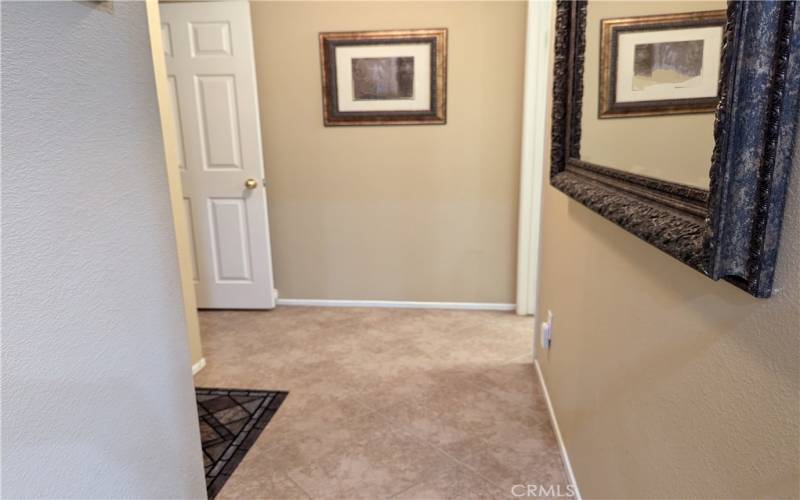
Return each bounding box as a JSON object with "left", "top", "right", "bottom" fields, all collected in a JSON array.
[{"left": 194, "top": 307, "right": 568, "bottom": 499}]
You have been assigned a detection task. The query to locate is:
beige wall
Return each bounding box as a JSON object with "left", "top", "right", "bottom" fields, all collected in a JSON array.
[
  {"left": 580, "top": 1, "right": 724, "bottom": 188},
  {"left": 537, "top": 82, "right": 800, "bottom": 499},
  {"left": 251, "top": 1, "right": 527, "bottom": 302}
]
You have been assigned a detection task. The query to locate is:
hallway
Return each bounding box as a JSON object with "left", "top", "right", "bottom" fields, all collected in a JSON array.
[{"left": 194, "top": 307, "right": 568, "bottom": 499}]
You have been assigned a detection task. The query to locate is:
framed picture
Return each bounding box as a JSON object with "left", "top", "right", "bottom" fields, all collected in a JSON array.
[
  {"left": 319, "top": 29, "right": 447, "bottom": 126},
  {"left": 599, "top": 10, "right": 727, "bottom": 118}
]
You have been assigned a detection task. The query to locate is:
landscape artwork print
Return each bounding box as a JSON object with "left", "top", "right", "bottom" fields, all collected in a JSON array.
[
  {"left": 319, "top": 29, "right": 447, "bottom": 125},
  {"left": 632, "top": 39, "right": 704, "bottom": 91},
  {"left": 351, "top": 57, "right": 415, "bottom": 100},
  {"left": 599, "top": 10, "right": 726, "bottom": 118}
]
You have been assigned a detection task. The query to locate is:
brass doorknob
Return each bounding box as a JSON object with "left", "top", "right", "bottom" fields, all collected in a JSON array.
[{"left": 244, "top": 178, "right": 259, "bottom": 189}]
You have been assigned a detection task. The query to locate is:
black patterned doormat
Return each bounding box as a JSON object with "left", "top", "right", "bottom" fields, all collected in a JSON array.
[{"left": 196, "top": 388, "right": 287, "bottom": 498}]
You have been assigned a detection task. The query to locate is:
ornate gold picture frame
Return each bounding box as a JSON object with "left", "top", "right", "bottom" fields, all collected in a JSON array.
[
  {"left": 599, "top": 10, "right": 727, "bottom": 118},
  {"left": 319, "top": 29, "right": 447, "bottom": 126}
]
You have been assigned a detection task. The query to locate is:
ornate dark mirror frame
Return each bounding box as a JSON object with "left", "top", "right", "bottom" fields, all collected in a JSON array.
[{"left": 551, "top": 0, "right": 800, "bottom": 298}]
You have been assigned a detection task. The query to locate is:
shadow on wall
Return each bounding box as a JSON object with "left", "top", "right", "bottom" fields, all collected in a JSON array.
[
  {"left": 566, "top": 197, "right": 787, "bottom": 366},
  {"left": 537, "top": 174, "right": 800, "bottom": 497}
]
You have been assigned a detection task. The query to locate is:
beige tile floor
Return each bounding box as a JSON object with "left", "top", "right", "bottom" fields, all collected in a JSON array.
[{"left": 194, "top": 307, "right": 569, "bottom": 500}]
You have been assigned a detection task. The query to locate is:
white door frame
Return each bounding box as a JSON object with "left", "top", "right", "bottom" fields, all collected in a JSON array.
[
  {"left": 146, "top": 0, "right": 205, "bottom": 371},
  {"left": 516, "top": 0, "right": 554, "bottom": 316}
]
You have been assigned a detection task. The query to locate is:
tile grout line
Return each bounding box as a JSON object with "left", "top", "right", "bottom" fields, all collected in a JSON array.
[
  {"left": 388, "top": 423, "right": 520, "bottom": 498},
  {"left": 342, "top": 335, "right": 534, "bottom": 414},
  {"left": 324, "top": 378, "right": 505, "bottom": 499},
  {"left": 506, "top": 350, "right": 535, "bottom": 363},
  {"left": 283, "top": 470, "right": 315, "bottom": 500},
  {"left": 375, "top": 348, "right": 559, "bottom": 498},
  {"left": 395, "top": 421, "right": 568, "bottom": 498},
  {"left": 367, "top": 375, "right": 527, "bottom": 498},
  {"left": 383, "top": 430, "right": 503, "bottom": 499}
]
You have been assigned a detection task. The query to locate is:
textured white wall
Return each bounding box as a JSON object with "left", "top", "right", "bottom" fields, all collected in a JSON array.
[{"left": 1, "top": 2, "right": 206, "bottom": 498}]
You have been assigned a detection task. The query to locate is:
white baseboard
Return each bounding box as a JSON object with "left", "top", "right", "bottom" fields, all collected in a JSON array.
[
  {"left": 275, "top": 298, "right": 516, "bottom": 311},
  {"left": 534, "top": 359, "right": 581, "bottom": 500},
  {"left": 191, "top": 357, "right": 206, "bottom": 376}
]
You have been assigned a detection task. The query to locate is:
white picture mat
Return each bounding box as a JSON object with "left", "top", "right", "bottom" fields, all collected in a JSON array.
[
  {"left": 616, "top": 26, "right": 722, "bottom": 103},
  {"left": 335, "top": 43, "right": 431, "bottom": 112}
]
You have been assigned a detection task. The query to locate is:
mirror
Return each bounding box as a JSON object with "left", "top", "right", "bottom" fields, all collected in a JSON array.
[
  {"left": 550, "top": 0, "right": 800, "bottom": 298},
  {"left": 580, "top": 1, "right": 726, "bottom": 189}
]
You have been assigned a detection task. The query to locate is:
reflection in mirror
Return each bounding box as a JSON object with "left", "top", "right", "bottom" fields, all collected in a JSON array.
[{"left": 579, "top": 1, "right": 726, "bottom": 189}]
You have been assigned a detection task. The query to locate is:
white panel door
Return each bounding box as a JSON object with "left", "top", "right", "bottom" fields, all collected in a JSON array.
[{"left": 160, "top": 1, "right": 275, "bottom": 309}]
